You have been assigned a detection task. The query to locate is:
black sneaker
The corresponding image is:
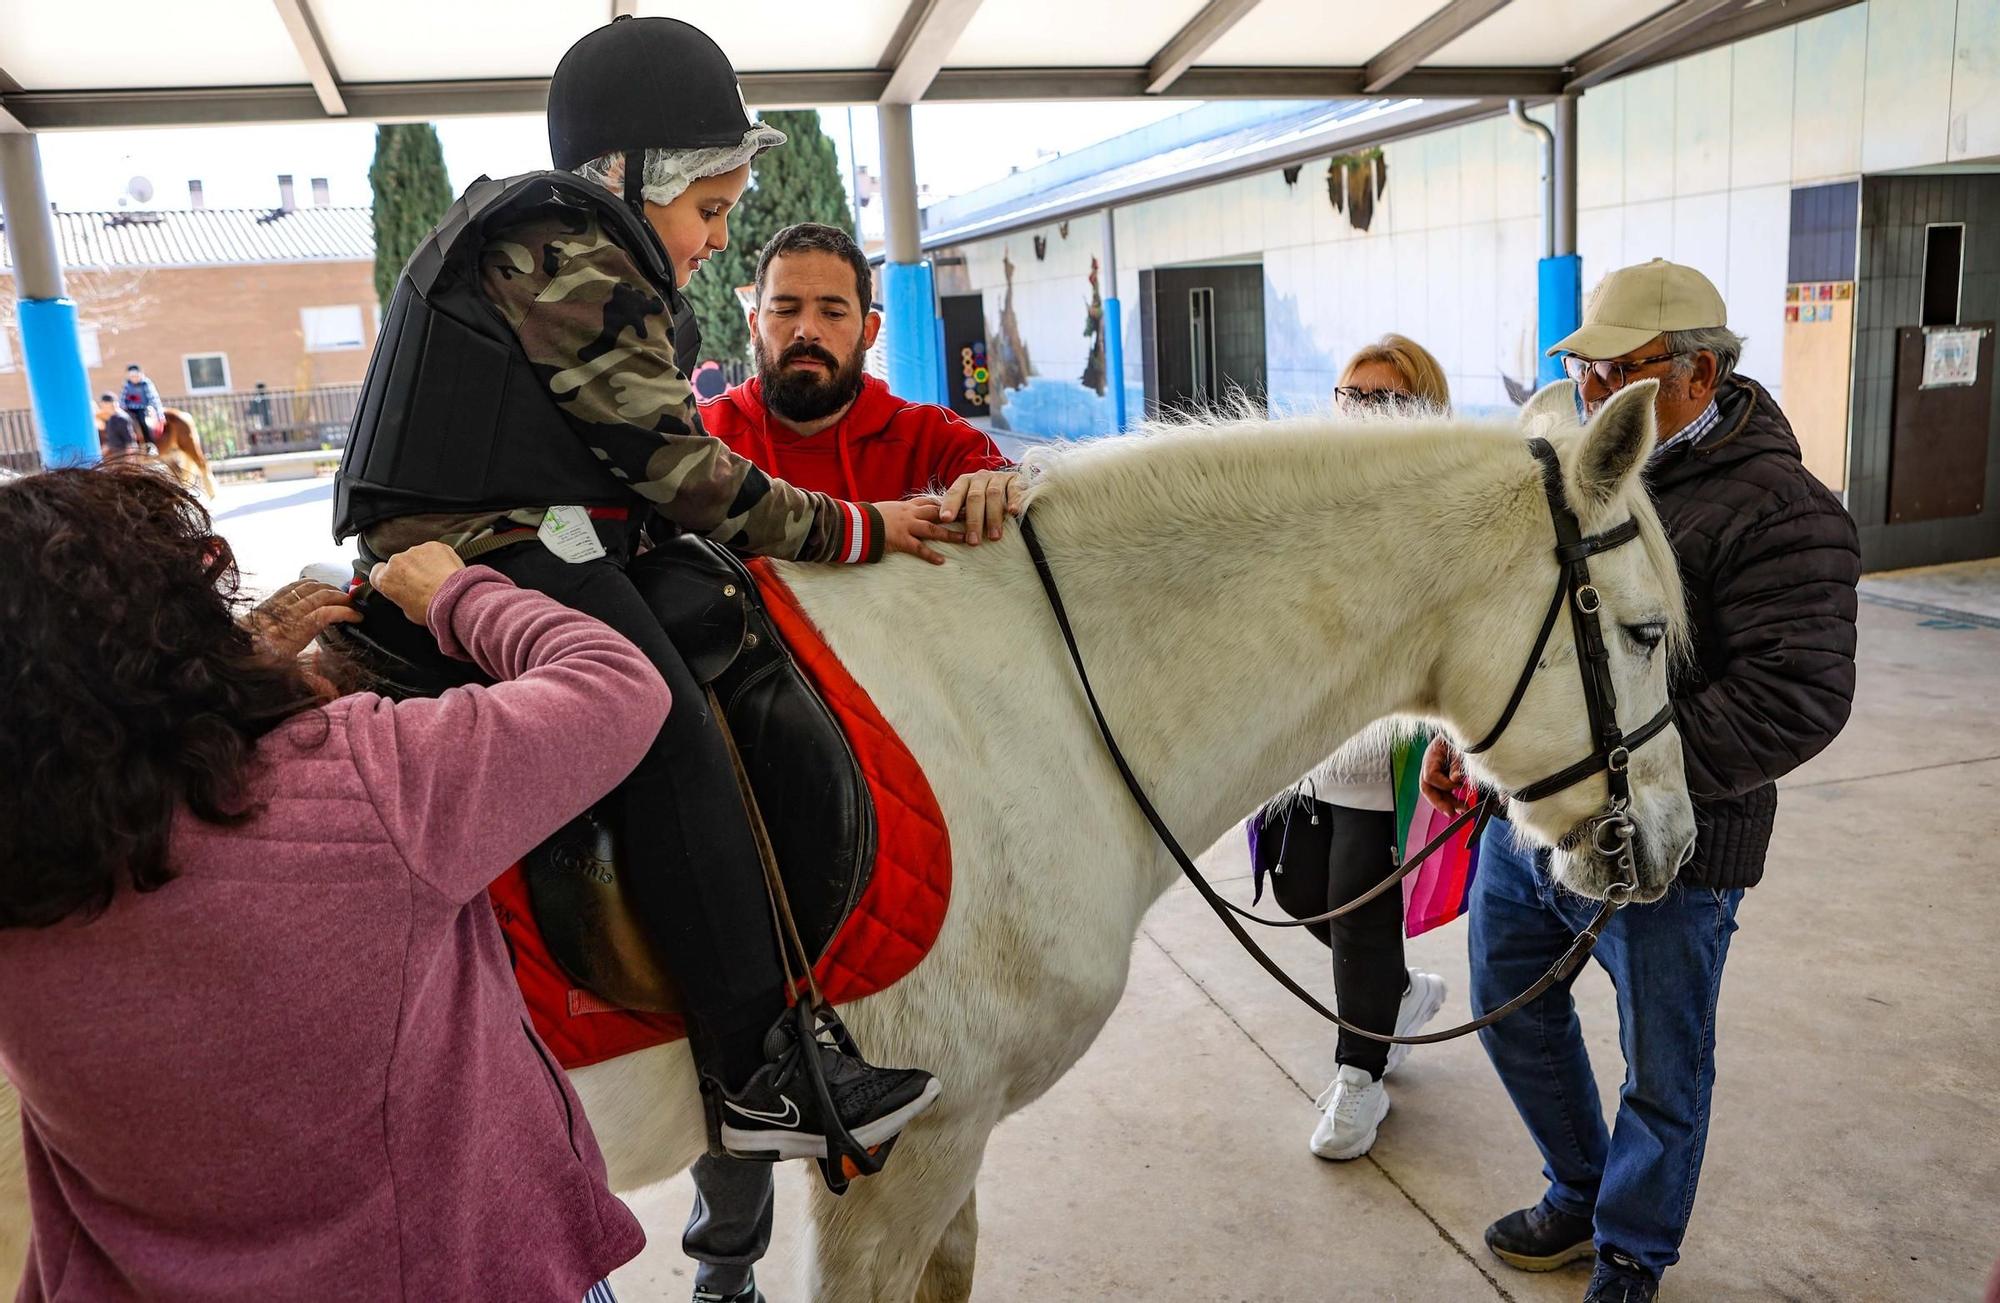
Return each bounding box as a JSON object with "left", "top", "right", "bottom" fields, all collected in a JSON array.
[
  {"left": 691, "top": 1279, "right": 764, "bottom": 1303},
  {"left": 714, "top": 1009, "right": 941, "bottom": 1163},
  {"left": 1584, "top": 1251, "right": 1658, "bottom": 1302},
  {"left": 1484, "top": 1200, "right": 1596, "bottom": 1272}
]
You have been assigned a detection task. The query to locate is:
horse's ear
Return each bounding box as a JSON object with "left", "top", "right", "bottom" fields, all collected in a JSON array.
[
  {"left": 1519, "top": 379, "right": 1582, "bottom": 431},
  {"left": 1568, "top": 379, "right": 1658, "bottom": 514}
]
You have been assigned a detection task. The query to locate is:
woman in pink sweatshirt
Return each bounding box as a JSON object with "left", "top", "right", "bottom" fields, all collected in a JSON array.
[{"left": 0, "top": 466, "right": 669, "bottom": 1301}]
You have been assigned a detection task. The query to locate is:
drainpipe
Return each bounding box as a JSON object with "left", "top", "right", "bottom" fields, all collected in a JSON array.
[
  {"left": 1102, "top": 208, "right": 1127, "bottom": 432},
  {"left": 1511, "top": 98, "right": 1581, "bottom": 386}
]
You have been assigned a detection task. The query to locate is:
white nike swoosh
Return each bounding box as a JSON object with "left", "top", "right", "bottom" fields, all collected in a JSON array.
[{"left": 724, "top": 1095, "right": 802, "bottom": 1127}]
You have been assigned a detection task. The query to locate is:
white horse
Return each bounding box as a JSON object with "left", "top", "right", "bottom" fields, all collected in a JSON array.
[{"left": 0, "top": 381, "right": 1693, "bottom": 1300}]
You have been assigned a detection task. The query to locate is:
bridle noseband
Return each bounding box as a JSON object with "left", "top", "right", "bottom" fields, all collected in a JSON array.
[
  {"left": 1019, "top": 435, "right": 1678, "bottom": 1047},
  {"left": 1462, "top": 436, "right": 1676, "bottom": 900}
]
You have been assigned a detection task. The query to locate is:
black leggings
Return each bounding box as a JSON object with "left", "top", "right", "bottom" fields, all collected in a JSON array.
[
  {"left": 1263, "top": 799, "right": 1406, "bottom": 1079},
  {"left": 484, "top": 542, "right": 786, "bottom": 1088}
]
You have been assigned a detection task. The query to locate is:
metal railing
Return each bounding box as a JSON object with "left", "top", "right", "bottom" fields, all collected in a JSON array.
[{"left": 0, "top": 382, "right": 362, "bottom": 472}]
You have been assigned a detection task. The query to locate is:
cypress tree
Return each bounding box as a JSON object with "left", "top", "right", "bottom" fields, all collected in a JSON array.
[
  {"left": 368, "top": 124, "right": 454, "bottom": 308},
  {"left": 684, "top": 110, "right": 859, "bottom": 365}
]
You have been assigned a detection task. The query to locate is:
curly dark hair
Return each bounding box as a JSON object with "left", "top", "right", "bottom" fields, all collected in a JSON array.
[{"left": 0, "top": 466, "right": 330, "bottom": 928}]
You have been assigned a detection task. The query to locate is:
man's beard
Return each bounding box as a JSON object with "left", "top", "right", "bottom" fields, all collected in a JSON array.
[{"left": 757, "top": 337, "right": 867, "bottom": 424}]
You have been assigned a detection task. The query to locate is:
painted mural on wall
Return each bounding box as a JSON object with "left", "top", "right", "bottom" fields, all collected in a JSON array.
[
  {"left": 990, "top": 250, "right": 1035, "bottom": 393},
  {"left": 1080, "top": 256, "right": 1107, "bottom": 396},
  {"left": 1326, "top": 147, "right": 1387, "bottom": 233}
]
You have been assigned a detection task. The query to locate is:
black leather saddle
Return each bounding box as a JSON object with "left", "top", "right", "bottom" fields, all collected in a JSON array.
[{"left": 321, "top": 535, "right": 876, "bottom": 1011}]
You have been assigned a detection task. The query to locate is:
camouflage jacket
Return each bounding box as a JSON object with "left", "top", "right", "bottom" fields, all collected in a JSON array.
[{"left": 361, "top": 203, "right": 883, "bottom": 564}]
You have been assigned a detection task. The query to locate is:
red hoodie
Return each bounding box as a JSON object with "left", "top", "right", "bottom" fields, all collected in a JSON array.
[{"left": 701, "top": 374, "right": 1008, "bottom": 500}]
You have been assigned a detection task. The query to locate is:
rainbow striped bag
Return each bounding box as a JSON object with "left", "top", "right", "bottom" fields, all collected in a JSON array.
[{"left": 1391, "top": 729, "right": 1482, "bottom": 938}]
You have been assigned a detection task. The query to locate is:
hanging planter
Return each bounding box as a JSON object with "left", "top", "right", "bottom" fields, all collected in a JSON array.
[{"left": 1326, "top": 147, "right": 1388, "bottom": 232}]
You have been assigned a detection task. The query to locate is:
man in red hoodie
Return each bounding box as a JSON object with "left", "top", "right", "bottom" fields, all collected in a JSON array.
[
  {"left": 684, "top": 221, "right": 1019, "bottom": 1302},
  {"left": 700, "top": 222, "right": 1022, "bottom": 558}
]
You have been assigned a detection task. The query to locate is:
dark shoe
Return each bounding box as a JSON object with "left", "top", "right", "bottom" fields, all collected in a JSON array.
[
  {"left": 1583, "top": 1251, "right": 1658, "bottom": 1302},
  {"left": 715, "top": 1009, "right": 941, "bottom": 1163},
  {"left": 1484, "top": 1201, "right": 1596, "bottom": 1272},
  {"left": 691, "top": 1278, "right": 765, "bottom": 1303}
]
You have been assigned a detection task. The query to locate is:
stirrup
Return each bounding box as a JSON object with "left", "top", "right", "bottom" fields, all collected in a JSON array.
[{"left": 792, "top": 999, "right": 897, "bottom": 1197}]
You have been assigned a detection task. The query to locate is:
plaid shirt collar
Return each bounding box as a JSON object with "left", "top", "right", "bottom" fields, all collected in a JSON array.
[{"left": 1652, "top": 399, "right": 1721, "bottom": 459}]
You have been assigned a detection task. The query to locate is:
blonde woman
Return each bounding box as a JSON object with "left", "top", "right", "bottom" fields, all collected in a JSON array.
[{"left": 1252, "top": 334, "right": 1451, "bottom": 1161}]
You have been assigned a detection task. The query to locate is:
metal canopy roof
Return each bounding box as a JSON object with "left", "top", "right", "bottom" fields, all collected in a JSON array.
[{"left": 0, "top": 0, "right": 1861, "bottom": 132}]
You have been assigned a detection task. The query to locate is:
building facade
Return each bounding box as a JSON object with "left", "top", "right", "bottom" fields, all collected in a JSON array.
[
  {"left": 0, "top": 203, "right": 376, "bottom": 413},
  {"left": 927, "top": 0, "right": 2000, "bottom": 570}
]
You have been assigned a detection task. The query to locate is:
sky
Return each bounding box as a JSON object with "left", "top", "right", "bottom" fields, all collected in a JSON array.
[{"left": 27, "top": 101, "right": 1189, "bottom": 242}]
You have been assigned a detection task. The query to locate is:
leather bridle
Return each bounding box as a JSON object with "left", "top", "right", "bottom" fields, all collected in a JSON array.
[{"left": 1019, "top": 436, "right": 1678, "bottom": 1046}]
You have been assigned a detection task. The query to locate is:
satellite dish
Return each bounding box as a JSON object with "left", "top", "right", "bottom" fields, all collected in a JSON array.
[{"left": 126, "top": 176, "right": 154, "bottom": 204}]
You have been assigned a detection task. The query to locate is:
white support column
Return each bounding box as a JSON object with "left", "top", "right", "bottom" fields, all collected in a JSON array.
[
  {"left": 877, "top": 102, "right": 940, "bottom": 404},
  {"left": 0, "top": 132, "right": 96, "bottom": 466}
]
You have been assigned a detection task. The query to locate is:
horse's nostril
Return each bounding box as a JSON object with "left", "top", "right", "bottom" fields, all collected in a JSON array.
[{"left": 1676, "top": 836, "right": 1696, "bottom": 869}]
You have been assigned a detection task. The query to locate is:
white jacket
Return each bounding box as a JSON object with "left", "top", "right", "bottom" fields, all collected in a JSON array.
[{"left": 1298, "top": 718, "right": 1402, "bottom": 812}]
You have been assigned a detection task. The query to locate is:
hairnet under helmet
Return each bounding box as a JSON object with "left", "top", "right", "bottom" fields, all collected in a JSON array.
[{"left": 548, "top": 16, "right": 785, "bottom": 208}]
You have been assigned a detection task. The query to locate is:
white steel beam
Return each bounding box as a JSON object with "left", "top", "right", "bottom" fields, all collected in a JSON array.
[
  {"left": 269, "top": 0, "right": 346, "bottom": 117},
  {"left": 878, "top": 0, "right": 986, "bottom": 105},
  {"left": 1145, "top": 0, "right": 1263, "bottom": 95},
  {"left": 1565, "top": 0, "right": 1749, "bottom": 92},
  {"left": 1363, "top": 0, "right": 1514, "bottom": 93}
]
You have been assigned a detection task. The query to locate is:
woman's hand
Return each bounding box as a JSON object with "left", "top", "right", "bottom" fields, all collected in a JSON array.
[
  {"left": 875, "top": 499, "right": 960, "bottom": 566},
  {"left": 936, "top": 469, "right": 1024, "bottom": 545},
  {"left": 368, "top": 542, "right": 466, "bottom": 626},
  {"left": 244, "top": 579, "right": 361, "bottom": 660},
  {"left": 1419, "top": 734, "right": 1471, "bottom": 817}
]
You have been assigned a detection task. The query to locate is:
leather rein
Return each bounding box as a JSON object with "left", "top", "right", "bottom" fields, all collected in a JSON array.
[{"left": 1018, "top": 436, "right": 1674, "bottom": 1046}]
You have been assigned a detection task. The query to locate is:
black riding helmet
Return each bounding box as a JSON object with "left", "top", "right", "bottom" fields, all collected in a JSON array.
[{"left": 548, "top": 16, "right": 756, "bottom": 174}]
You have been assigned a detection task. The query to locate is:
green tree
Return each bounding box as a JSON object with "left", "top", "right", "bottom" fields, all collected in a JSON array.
[
  {"left": 684, "top": 110, "right": 858, "bottom": 365},
  {"left": 368, "top": 123, "right": 454, "bottom": 308}
]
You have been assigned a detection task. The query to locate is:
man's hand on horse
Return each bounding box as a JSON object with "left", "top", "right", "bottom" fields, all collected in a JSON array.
[
  {"left": 936, "top": 469, "right": 1024, "bottom": 546},
  {"left": 876, "top": 498, "right": 961, "bottom": 566},
  {"left": 369, "top": 542, "right": 466, "bottom": 626},
  {"left": 1420, "top": 734, "right": 1472, "bottom": 817},
  {"left": 245, "top": 579, "right": 361, "bottom": 660}
]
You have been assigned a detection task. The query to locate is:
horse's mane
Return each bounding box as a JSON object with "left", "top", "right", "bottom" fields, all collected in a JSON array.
[{"left": 1018, "top": 402, "right": 1688, "bottom": 650}]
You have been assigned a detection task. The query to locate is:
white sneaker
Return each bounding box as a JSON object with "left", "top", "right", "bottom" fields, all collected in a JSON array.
[
  {"left": 1310, "top": 1064, "right": 1389, "bottom": 1160},
  {"left": 1383, "top": 969, "right": 1448, "bottom": 1077}
]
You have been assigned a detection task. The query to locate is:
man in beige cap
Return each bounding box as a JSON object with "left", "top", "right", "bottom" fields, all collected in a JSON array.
[{"left": 1423, "top": 259, "right": 1861, "bottom": 1303}]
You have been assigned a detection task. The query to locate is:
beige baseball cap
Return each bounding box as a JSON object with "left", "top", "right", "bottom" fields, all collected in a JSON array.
[{"left": 1547, "top": 257, "right": 1728, "bottom": 359}]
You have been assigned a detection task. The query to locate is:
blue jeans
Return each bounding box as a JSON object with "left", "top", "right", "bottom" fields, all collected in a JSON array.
[{"left": 1469, "top": 820, "right": 1742, "bottom": 1279}]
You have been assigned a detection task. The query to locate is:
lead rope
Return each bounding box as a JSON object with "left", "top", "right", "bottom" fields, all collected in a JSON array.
[{"left": 1017, "top": 514, "right": 1616, "bottom": 1046}]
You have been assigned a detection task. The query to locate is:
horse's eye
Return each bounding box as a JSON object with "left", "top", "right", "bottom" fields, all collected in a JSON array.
[{"left": 1623, "top": 621, "right": 1667, "bottom": 654}]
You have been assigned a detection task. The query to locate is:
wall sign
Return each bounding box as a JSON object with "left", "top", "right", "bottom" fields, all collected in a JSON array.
[{"left": 1921, "top": 327, "right": 1986, "bottom": 389}]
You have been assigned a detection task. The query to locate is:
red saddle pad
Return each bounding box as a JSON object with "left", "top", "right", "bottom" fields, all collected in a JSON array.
[{"left": 493, "top": 562, "right": 954, "bottom": 1070}]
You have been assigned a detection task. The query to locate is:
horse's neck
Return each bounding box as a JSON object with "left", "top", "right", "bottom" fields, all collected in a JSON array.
[{"left": 1022, "top": 430, "right": 1523, "bottom": 854}]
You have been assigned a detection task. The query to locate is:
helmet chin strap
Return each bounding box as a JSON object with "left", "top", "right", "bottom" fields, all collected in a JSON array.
[{"left": 623, "top": 148, "right": 645, "bottom": 216}]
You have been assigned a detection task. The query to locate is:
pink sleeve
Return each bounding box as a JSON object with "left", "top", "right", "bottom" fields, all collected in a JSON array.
[{"left": 344, "top": 565, "right": 671, "bottom": 904}]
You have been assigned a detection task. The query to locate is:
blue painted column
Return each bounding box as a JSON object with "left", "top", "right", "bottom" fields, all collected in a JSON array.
[
  {"left": 878, "top": 103, "right": 944, "bottom": 406},
  {"left": 882, "top": 260, "right": 942, "bottom": 406},
  {"left": 1537, "top": 254, "right": 1583, "bottom": 386},
  {"left": 0, "top": 132, "right": 96, "bottom": 467},
  {"left": 1102, "top": 207, "right": 1127, "bottom": 431}
]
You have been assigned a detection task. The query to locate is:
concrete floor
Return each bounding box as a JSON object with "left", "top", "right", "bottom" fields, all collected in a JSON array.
[
  {"left": 206, "top": 480, "right": 2000, "bottom": 1302},
  {"left": 609, "top": 572, "right": 2000, "bottom": 1303}
]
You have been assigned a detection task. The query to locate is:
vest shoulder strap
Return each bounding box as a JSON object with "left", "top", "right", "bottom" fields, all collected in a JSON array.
[{"left": 406, "top": 171, "right": 676, "bottom": 297}]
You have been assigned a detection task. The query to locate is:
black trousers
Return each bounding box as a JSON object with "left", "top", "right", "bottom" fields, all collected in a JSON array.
[
  {"left": 484, "top": 541, "right": 787, "bottom": 1087},
  {"left": 1261, "top": 799, "right": 1405, "bottom": 1078}
]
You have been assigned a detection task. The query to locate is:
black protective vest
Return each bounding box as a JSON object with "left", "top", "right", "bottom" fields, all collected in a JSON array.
[{"left": 333, "top": 171, "right": 701, "bottom": 541}]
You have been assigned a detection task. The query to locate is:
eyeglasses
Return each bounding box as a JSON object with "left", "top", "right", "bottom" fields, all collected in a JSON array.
[
  {"left": 1334, "top": 386, "right": 1413, "bottom": 410},
  {"left": 1561, "top": 352, "right": 1678, "bottom": 389}
]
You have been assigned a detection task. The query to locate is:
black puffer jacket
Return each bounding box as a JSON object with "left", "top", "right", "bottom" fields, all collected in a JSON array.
[{"left": 1648, "top": 375, "right": 1860, "bottom": 889}]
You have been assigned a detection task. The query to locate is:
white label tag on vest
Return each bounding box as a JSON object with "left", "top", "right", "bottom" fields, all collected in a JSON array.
[{"left": 537, "top": 506, "right": 607, "bottom": 563}]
